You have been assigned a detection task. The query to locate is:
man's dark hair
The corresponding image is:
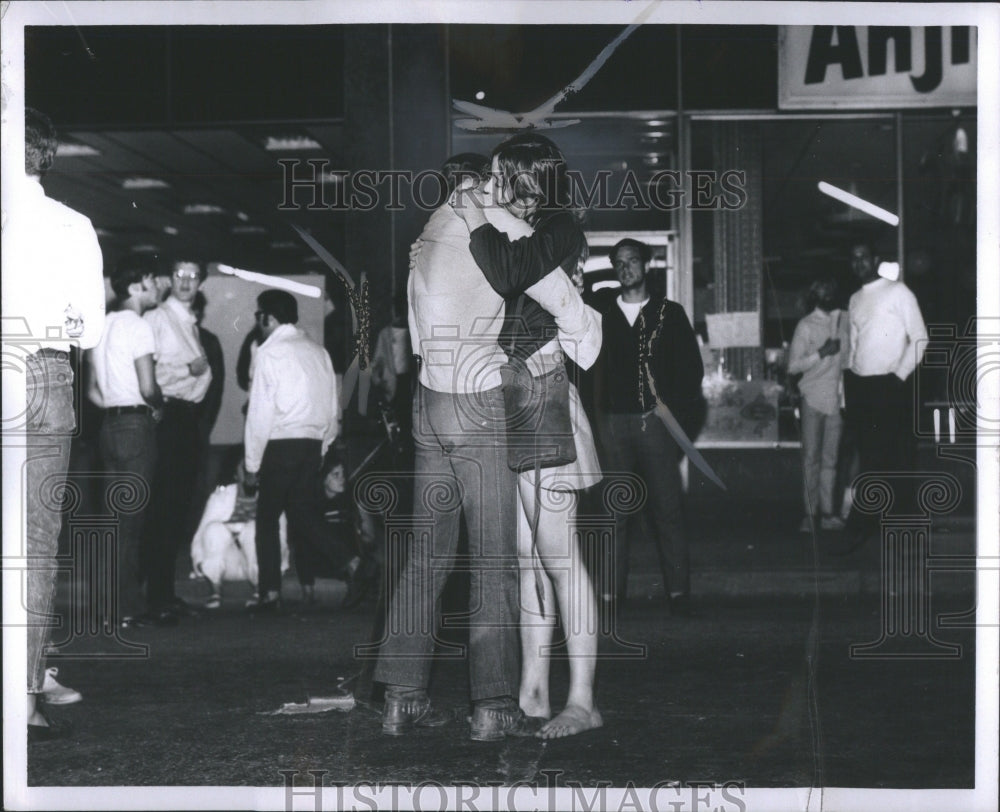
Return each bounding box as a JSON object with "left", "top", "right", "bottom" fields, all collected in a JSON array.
[
  {"left": 111, "top": 255, "right": 157, "bottom": 301},
  {"left": 258, "top": 289, "right": 298, "bottom": 325},
  {"left": 441, "top": 152, "right": 490, "bottom": 193},
  {"left": 25, "top": 108, "right": 57, "bottom": 176},
  {"left": 610, "top": 238, "right": 652, "bottom": 266}
]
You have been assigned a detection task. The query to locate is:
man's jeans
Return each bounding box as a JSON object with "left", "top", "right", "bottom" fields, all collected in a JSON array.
[
  {"left": 800, "top": 400, "right": 842, "bottom": 518},
  {"left": 598, "top": 411, "right": 690, "bottom": 600},
  {"left": 24, "top": 351, "right": 74, "bottom": 693},
  {"left": 99, "top": 411, "right": 158, "bottom": 620},
  {"left": 374, "top": 384, "right": 520, "bottom": 702}
]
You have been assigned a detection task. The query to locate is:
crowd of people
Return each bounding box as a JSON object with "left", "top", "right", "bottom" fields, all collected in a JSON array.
[{"left": 10, "top": 107, "right": 928, "bottom": 747}]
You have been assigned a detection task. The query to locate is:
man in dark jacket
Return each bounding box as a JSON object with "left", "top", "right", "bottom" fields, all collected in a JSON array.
[{"left": 590, "top": 238, "right": 704, "bottom": 615}]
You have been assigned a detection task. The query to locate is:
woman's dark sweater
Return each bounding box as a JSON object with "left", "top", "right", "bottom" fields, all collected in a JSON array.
[{"left": 468, "top": 209, "right": 586, "bottom": 362}]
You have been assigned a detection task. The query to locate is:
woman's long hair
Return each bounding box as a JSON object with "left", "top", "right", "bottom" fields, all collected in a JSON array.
[{"left": 491, "top": 132, "right": 578, "bottom": 226}]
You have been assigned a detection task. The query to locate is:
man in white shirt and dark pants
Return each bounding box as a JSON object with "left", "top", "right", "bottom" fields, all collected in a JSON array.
[
  {"left": 3, "top": 108, "right": 106, "bottom": 739},
  {"left": 88, "top": 257, "right": 164, "bottom": 627},
  {"left": 144, "top": 259, "right": 212, "bottom": 619},
  {"left": 242, "top": 289, "right": 349, "bottom": 612},
  {"left": 843, "top": 243, "right": 928, "bottom": 542}
]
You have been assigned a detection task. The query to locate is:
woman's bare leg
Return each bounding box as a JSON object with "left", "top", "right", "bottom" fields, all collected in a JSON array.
[
  {"left": 521, "top": 480, "right": 603, "bottom": 738},
  {"left": 517, "top": 479, "right": 557, "bottom": 720}
]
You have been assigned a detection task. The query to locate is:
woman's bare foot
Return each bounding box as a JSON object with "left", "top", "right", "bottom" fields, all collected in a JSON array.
[
  {"left": 518, "top": 685, "right": 551, "bottom": 722},
  {"left": 537, "top": 704, "right": 603, "bottom": 739}
]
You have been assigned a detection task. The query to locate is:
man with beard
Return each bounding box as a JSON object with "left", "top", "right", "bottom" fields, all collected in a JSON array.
[{"left": 590, "top": 238, "right": 704, "bottom": 616}]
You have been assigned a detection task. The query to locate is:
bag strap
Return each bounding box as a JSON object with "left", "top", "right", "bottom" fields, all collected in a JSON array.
[
  {"left": 508, "top": 294, "right": 525, "bottom": 354},
  {"left": 531, "top": 460, "right": 547, "bottom": 615}
]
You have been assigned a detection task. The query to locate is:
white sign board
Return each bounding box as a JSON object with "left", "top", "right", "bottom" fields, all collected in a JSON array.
[
  {"left": 779, "top": 26, "right": 977, "bottom": 109},
  {"left": 706, "top": 312, "right": 760, "bottom": 349},
  {"left": 200, "top": 274, "right": 327, "bottom": 446}
]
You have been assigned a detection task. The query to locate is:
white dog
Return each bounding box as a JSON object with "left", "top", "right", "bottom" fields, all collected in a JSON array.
[{"left": 189, "top": 483, "right": 289, "bottom": 608}]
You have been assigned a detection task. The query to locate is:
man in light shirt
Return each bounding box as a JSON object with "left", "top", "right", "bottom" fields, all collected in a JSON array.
[
  {"left": 144, "top": 259, "right": 213, "bottom": 619},
  {"left": 374, "top": 156, "right": 526, "bottom": 740},
  {"left": 242, "top": 289, "right": 349, "bottom": 612},
  {"left": 843, "top": 243, "right": 928, "bottom": 540},
  {"left": 88, "top": 257, "right": 166, "bottom": 628},
  {"left": 3, "top": 108, "right": 105, "bottom": 740},
  {"left": 375, "top": 155, "right": 600, "bottom": 740}
]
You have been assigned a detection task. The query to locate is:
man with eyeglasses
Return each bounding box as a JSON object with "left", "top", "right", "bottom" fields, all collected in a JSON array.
[{"left": 143, "top": 259, "right": 213, "bottom": 621}]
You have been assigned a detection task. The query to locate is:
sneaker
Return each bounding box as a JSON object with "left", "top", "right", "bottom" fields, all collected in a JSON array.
[
  {"left": 41, "top": 668, "right": 82, "bottom": 705},
  {"left": 798, "top": 516, "right": 816, "bottom": 533},
  {"left": 820, "top": 515, "right": 846, "bottom": 531}
]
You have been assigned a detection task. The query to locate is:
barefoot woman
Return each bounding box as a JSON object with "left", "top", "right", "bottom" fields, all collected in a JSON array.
[{"left": 454, "top": 133, "right": 603, "bottom": 738}]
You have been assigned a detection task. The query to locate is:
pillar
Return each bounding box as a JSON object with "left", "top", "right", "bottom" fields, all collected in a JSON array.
[{"left": 712, "top": 121, "right": 764, "bottom": 380}]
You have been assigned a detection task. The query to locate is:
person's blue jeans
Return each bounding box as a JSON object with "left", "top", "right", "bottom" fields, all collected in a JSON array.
[
  {"left": 598, "top": 411, "right": 690, "bottom": 600},
  {"left": 24, "top": 350, "right": 75, "bottom": 693},
  {"left": 374, "top": 384, "right": 520, "bottom": 701},
  {"left": 99, "top": 411, "right": 158, "bottom": 619}
]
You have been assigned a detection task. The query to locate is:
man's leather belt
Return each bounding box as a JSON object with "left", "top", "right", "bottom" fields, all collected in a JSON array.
[
  {"left": 104, "top": 404, "right": 153, "bottom": 417},
  {"left": 163, "top": 398, "right": 201, "bottom": 410}
]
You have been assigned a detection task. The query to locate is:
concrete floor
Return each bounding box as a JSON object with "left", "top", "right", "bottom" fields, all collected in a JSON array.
[
  {"left": 20, "top": 486, "right": 986, "bottom": 812},
  {"left": 29, "top": 591, "right": 975, "bottom": 791}
]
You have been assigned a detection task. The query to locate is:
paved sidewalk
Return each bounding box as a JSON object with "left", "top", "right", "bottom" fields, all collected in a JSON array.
[{"left": 167, "top": 497, "right": 976, "bottom": 609}]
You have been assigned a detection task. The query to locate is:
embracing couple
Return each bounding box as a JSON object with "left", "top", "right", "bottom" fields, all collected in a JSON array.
[{"left": 373, "top": 134, "right": 604, "bottom": 741}]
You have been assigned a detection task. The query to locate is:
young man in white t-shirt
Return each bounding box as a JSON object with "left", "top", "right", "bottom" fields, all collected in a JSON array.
[{"left": 88, "top": 258, "right": 166, "bottom": 628}]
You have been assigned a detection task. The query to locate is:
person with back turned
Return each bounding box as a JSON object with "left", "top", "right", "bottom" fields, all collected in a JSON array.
[{"left": 4, "top": 108, "right": 105, "bottom": 740}]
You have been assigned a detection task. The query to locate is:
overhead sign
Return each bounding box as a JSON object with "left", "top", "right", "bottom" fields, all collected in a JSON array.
[{"left": 779, "top": 26, "right": 977, "bottom": 109}]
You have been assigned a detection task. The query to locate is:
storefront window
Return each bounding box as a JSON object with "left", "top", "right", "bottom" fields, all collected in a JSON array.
[
  {"left": 692, "top": 116, "right": 898, "bottom": 443},
  {"left": 901, "top": 112, "right": 977, "bottom": 331}
]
